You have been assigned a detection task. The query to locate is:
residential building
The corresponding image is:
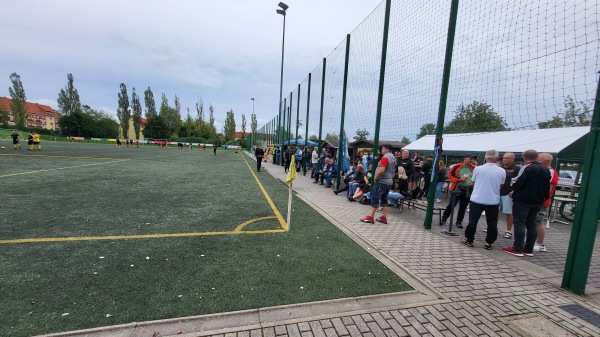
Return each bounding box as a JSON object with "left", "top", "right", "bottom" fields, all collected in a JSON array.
[{"left": 0, "top": 97, "right": 59, "bottom": 130}]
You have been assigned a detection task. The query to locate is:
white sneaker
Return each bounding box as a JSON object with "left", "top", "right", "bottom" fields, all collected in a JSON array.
[
  {"left": 533, "top": 244, "right": 547, "bottom": 252},
  {"left": 436, "top": 198, "right": 441, "bottom": 203}
]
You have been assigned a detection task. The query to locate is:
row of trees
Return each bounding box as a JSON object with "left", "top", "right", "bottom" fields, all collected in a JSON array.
[
  {"left": 2, "top": 72, "right": 261, "bottom": 145},
  {"left": 415, "top": 99, "right": 592, "bottom": 140},
  {"left": 295, "top": 99, "right": 590, "bottom": 145},
  {"left": 115, "top": 83, "right": 259, "bottom": 144}
]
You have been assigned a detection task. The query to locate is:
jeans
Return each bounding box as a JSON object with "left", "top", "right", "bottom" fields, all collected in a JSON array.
[
  {"left": 325, "top": 172, "right": 336, "bottom": 187},
  {"left": 464, "top": 201, "right": 499, "bottom": 244},
  {"left": 436, "top": 181, "right": 444, "bottom": 200},
  {"left": 348, "top": 182, "right": 359, "bottom": 196},
  {"left": 512, "top": 202, "right": 540, "bottom": 252},
  {"left": 370, "top": 183, "right": 391, "bottom": 208},
  {"left": 387, "top": 192, "right": 406, "bottom": 207},
  {"left": 311, "top": 163, "right": 318, "bottom": 178}
]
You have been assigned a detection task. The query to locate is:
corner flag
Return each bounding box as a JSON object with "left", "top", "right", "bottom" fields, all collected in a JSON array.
[{"left": 286, "top": 155, "right": 297, "bottom": 185}]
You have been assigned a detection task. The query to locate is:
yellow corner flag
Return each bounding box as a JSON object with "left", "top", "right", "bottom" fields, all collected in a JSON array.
[{"left": 286, "top": 155, "right": 296, "bottom": 185}]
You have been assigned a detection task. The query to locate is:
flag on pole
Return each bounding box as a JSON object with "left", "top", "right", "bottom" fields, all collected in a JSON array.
[
  {"left": 342, "top": 130, "right": 350, "bottom": 172},
  {"left": 286, "top": 155, "right": 297, "bottom": 185}
]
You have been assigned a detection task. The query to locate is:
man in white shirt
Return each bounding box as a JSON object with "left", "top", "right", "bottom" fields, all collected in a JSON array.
[
  {"left": 461, "top": 149, "right": 506, "bottom": 250},
  {"left": 310, "top": 146, "right": 319, "bottom": 178}
]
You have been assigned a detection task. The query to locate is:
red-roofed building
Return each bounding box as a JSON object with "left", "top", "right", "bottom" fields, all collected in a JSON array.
[
  {"left": 0, "top": 97, "right": 59, "bottom": 130},
  {"left": 234, "top": 131, "right": 250, "bottom": 140}
]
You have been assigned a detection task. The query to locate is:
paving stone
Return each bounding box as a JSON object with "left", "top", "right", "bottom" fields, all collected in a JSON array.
[
  {"left": 263, "top": 327, "right": 277, "bottom": 337},
  {"left": 371, "top": 312, "right": 392, "bottom": 330},
  {"left": 275, "top": 325, "right": 288, "bottom": 336},
  {"left": 350, "top": 315, "right": 371, "bottom": 333},
  {"left": 309, "top": 321, "right": 327, "bottom": 337},
  {"left": 323, "top": 327, "right": 338, "bottom": 337},
  {"left": 285, "top": 324, "right": 302, "bottom": 337},
  {"left": 366, "top": 321, "right": 386, "bottom": 336},
  {"left": 298, "top": 322, "right": 312, "bottom": 332},
  {"left": 330, "top": 317, "right": 349, "bottom": 336},
  {"left": 344, "top": 325, "right": 363, "bottom": 337}
]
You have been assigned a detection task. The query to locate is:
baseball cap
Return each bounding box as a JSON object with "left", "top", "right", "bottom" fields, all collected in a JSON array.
[
  {"left": 464, "top": 153, "right": 477, "bottom": 158},
  {"left": 381, "top": 144, "right": 393, "bottom": 151},
  {"left": 426, "top": 154, "right": 433, "bottom": 158}
]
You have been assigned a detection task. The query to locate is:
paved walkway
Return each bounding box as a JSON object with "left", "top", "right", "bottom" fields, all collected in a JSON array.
[{"left": 45, "top": 156, "right": 600, "bottom": 337}]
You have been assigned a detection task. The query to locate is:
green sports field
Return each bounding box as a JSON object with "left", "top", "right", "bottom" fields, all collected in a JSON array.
[{"left": 0, "top": 140, "right": 411, "bottom": 337}]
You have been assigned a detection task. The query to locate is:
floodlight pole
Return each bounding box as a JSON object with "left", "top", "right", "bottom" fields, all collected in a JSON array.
[
  {"left": 251, "top": 98, "right": 255, "bottom": 145},
  {"left": 276, "top": 2, "right": 288, "bottom": 146}
]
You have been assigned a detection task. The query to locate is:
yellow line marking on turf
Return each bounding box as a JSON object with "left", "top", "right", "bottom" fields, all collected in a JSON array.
[
  {"left": 0, "top": 153, "right": 129, "bottom": 160},
  {"left": 235, "top": 216, "right": 278, "bottom": 232},
  {"left": 0, "top": 160, "right": 130, "bottom": 178},
  {"left": 241, "top": 155, "right": 288, "bottom": 231},
  {"left": 0, "top": 228, "right": 287, "bottom": 244},
  {"left": 0, "top": 153, "right": 286, "bottom": 244}
]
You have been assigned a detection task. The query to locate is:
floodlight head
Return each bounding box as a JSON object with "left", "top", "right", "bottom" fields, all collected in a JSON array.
[
  {"left": 278, "top": 2, "right": 289, "bottom": 10},
  {"left": 276, "top": 9, "right": 286, "bottom": 15},
  {"left": 251, "top": 98, "right": 255, "bottom": 100}
]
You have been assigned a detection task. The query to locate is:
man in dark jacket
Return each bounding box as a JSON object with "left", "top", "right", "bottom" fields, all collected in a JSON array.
[
  {"left": 254, "top": 145, "right": 265, "bottom": 172},
  {"left": 502, "top": 149, "right": 550, "bottom": 257}
]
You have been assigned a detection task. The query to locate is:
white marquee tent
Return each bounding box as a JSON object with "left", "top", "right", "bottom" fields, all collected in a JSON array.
[{"left": 403, "top": 127, "right": 589, "bottom": 163}]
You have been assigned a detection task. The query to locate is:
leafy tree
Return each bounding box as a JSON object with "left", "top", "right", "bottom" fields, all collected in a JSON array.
[
  {"left": 131, "top": 87, "right": 142, "bottom": 139},
  {"left": 0, "top": 106, "right": 9, "bottom": 125},
  {"left": 58, "top": 105, "right": 117, "bottom": 138},
  {"left": 159, "top": 93, "right": 169, "bottom": 122},
  {"left": 57, "top": 73, "right": 82, "bottom": 117},
  {"left": 209, "top": 104, "right": 215, "bottom": 126},
  {"left": 241, "top": 114, "right": 247, "bottom": 141},
  {"left": 401, "top": 136, "right": 411, "bottom": 144},
  {"left": 8, "top": 72, "right": 27, "bottom": 129},
  {"left": 251, "top": 113, "right": 257, "bottom": 145},
  {"left": 117, "top": 83, "right": 130, "bottom": 138},
  {"left": 325, "top": 132, "right": 339, "bottom": 142},
  {"left": 309, "top": 134, "right": 319, "bottom": 141},
  {"left": 173, "top": 95, "right": 182, "bottom": 136},
  {"left": 183, "top": 108, "right": 193, "bottom": 137},
  {"left": 417, "top": 123, "right": 436, "bottom": 139},
  {"left": 445, "top": 101, "right": 508, "bottom": 134},
  {"left": 223, "top": 109, "right": 236, "bottom": 141},
  {"left": 142, "top": 115, "right": 169, "bottom": 139},
  {"left": 144, "top": 86, "right": 157, "bottom": 118},
  {"left": 196, "top": 97, "right": 204, "bottom": 122},
  {"left": 353, "top": 128, "right": 370, "bottom": 141},
  {"left": 538, "top": 96, "right": 592, "bottom": 129}
]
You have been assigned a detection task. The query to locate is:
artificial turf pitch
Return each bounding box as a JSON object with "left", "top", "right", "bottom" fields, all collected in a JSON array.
[{"left": 0, "top": 141, "right": 411, "bottom": 337}]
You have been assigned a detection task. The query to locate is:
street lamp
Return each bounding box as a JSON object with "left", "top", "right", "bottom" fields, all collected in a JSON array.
[
  {"left": 276, "top": 2, "right": 288, "bottom": 145},
  {"left": 251, "top": 98, "right": 255, "bottom": 145}
]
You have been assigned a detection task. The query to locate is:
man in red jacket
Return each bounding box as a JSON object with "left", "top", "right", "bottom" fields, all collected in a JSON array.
[
  {"left": 440, "top": 154, "right": 477, "bottom": 228},
  {"left": 533, "top": 153, "right": 559, "bottom": 252}
]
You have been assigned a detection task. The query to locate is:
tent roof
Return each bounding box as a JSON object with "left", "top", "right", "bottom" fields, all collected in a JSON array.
[
  {"left": 283, "top": 139, "right": 318, "bottom": 147},
  {"left": 403, "top": 127, "right": 589, "bottom": 162}
]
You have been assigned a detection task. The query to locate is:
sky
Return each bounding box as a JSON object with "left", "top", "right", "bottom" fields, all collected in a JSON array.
[{"left": 0, "top": 0, "right": 383, "bottom": 132}]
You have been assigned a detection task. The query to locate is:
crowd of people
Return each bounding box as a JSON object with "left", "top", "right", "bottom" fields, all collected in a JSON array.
[{"left": 253, "top": 144, "right": 560, "bottom": 257}]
